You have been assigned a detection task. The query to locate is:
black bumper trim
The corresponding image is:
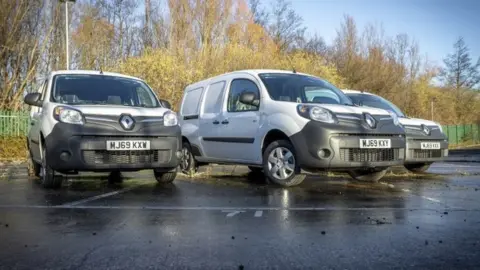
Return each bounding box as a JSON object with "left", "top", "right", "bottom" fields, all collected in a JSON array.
[{"left": 44, "top": 122, "right": 181, "bottom": 172}]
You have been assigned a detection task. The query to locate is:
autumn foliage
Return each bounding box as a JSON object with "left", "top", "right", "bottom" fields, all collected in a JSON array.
[{"left": 1, "top": 0, "right": 479, "bottom": 125}]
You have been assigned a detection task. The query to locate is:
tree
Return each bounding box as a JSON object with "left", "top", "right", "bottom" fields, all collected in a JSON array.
[
  {"left": 438, "top": 37, "right": 480, "bottom": 122},
  {"left": 265, "top": 0, "right": 306, "bottom": 51},
  {"left": 438, "top": 37, "right": 480, "bottom": 91}
]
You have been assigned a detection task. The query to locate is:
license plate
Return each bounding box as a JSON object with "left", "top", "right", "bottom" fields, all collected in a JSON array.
[
  {"left": 106, "top": 140, "right": 150, "bottom": 151},
  {"left": 420, "top": 142, "right": 441, "bottom": 150},
  {"left": 359, "top": 139, "right": 391, "bottom": 148}
]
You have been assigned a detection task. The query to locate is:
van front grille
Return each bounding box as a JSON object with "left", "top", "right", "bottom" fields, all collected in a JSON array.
[
  {"left": 411, "top": 149, "right": 443, "bottom": 159},
  {"left": 339, "top": 148, "right": 403, "bottom": 162},
  {"left": 82, "top": 150, "right": 170, "bottom": 165}
]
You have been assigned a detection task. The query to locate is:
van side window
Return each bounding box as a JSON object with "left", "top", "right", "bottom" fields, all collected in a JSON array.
[
  {"left": 181, "top": 87, "right": 203, "bottom": 116},
  {"left": 203, "top": 81, "right": 226, "bottom": 114},
  {"left": 227, "top": 79, "right": 260, "bottom": 112}
]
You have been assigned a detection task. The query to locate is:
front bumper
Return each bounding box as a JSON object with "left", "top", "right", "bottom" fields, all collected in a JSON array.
[
  {"left": 44, "top": 122, "right": 181, "bottom": 172},
  {"left": 289, "top": 117, "right": 406, "bottom": 171},
  {"left": 404, "top": 138, "right": 449, "bottom": 163}
]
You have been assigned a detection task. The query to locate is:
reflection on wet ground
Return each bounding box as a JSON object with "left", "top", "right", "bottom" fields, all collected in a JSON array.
[{"left": 0, "top": 162, "right": 480, "bottom": 269}]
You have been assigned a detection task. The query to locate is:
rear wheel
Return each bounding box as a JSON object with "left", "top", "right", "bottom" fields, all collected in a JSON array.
[
  {"left": 180, "top": 141, "right": 197, "bottom": 175},
  {"left": 154, "top": 170, "right": 177, "bottom": 184},
  {"left": 263, "top": 140, "right": 305, "bottom": 187},
  {"left": 348, "top": 169, "right": 387, "bottom": 182},
  {"left": 405, "top": 163, "right": 431, "bottom": 173},
  {"left": 40, "top": 147, "right": 62, "bottom": 189}
]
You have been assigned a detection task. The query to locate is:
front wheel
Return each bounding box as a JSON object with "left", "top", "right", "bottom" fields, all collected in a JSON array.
[
  {"left": 180, "top": 141, "right": 197, "bottom": 175},
  {"left": 248, "top": 166, "right": 263, "bottom": 173},
  {"left": 348, "top": 169, "right": 387, "bottom": 182},
  {"left": 154, "top": 170, "right": 177, "bottom": 184},
  {"left": 28, "top": 152, "right": 41, "bottom": 178},
  {"left": 404, "top": 163, "right": 431, "bottom": 173},
  {"left": 263, "top": 140, "right": 305, "bottom": 187},
  {"left": 108, "top": 171, "right": 123, "bottom": 184},
  {"left": 40, "top": 147, "right": 62, "bottom": 189}
]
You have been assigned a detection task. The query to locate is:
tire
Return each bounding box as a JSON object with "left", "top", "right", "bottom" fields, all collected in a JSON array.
[
  {"left": 40, "top": 147, "right": 62, "bottom": 189},
  {"left": 154, "top": 170, "right": 177, "bottom": 184},
  {"left": 348, "top": 169, "right": 387, "bottom": 182},
  {"left": 108, "top": 171, "right": 123, "bottom": 184},
  {"left": 248, "top": 166, "right": 263, "bottom": 173},
  {"left": 263, "top": 140, "right": 305, "bottom": 187},
  {"left": 180, "top": 141, "right": 197, "bottom": 175},
  {"left": 404, "top": 163, "right": 431, "bottom": 173}
]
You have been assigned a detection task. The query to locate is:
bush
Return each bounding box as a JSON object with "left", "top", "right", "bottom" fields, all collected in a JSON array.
[
  {"left": 115, "top": 45, "right": 343, "bottom": 111},
  {"left": 0, "top": 136, "right": 28, "bottom": 161}
]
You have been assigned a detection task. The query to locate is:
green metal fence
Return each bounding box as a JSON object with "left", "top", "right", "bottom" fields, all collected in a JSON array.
[
  {"left": 443, "top": 124, "right": 480, "bottom": 145},
  {"left": 0, "top": 111, "right": 30, "bottom": 137}
]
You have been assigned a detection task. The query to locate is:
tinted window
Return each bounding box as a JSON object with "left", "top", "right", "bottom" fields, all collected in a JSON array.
[
  {"left": 51, "top": 74, "right": 160, "bottom": 108},
  {"left": 203, "top": 81, "right": 226, "bottom": 114},
  {"left": 346, "top": 93, "right": 405, "bottom": 117},
  {"left": 181, "top": 87, "right": 203, "bottom": 116},
  {"left": 227, "top": 79, "right": 260, "bottom": 112},
  {"left": 258, "top": 73, "right": 352, "bottom": 105}
]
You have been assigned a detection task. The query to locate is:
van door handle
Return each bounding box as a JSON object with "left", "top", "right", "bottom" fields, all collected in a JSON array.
[
  {"left": 212, "top": 120, "right": 220, "bottom": 125},
  {"left": 221, "top": 120, "right": 229, "bottom": 124}
]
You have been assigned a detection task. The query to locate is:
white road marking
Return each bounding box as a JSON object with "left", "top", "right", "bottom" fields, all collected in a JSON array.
[
  {"left": 62, "top": 186, "right": 139, "bottom": 207},
  {"left": 421, "top": 196, "right": 441, "bottom": 203},
  {"left": 222, "top": 210, "right": 245, "bottom": 217},
  {"left": 254, "top": 210, "right": 263, "bottom": 217},
  {"left": 398, "top": 186, "right": 443, "bottom": 205},
  {"left": 0, "top": 205, "right": 470, "bottom": 211},
  {"left": 433, "top": 164, "right": 479, "bottom": 168}
]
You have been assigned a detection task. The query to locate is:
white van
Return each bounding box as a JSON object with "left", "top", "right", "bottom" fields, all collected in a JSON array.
[
  {"left": 24, "top": 70, "right": 181, "bottom": 189},
  {"left": 343, "top": 89, "right": 448, "bottom": 172},
  {"left": 179, "top": 70, "right": 406, "bottom": 186}
]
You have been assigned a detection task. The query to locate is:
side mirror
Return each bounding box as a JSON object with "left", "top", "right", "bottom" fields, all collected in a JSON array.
[
  {"left": 159, "top": 99, "right": 171, "bottom": 109},
  {"left": 24, "top": 93, "right": 42, "bottom": 107},
  {"left": 239, "top": 91, "right": 259, "bottom": 106}
]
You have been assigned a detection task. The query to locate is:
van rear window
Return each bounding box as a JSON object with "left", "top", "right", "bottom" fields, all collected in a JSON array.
[{"left": 181, "top": 87, "right": 203, "bottom": 116}]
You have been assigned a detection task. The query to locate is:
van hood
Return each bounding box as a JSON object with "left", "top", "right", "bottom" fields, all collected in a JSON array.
[
  {"left": 318, "top": 104, "right": 390, "bottom": 115},
  {"left": 399, "top": 117, "right": 439, "bottom": 127},
  {"left": 65, "top": 104, "right": 171, "bottom": 117}
]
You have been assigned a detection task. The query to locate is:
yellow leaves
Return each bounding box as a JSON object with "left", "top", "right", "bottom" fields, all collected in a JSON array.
[{"left": 113, "top": 43, "right": 343, "bottom": 111}]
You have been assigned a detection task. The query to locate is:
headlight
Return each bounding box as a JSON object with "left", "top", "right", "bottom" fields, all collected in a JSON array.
[
  {"left": 435, "top": 123, "right": 443, "bottom": 133},
  {"left": 387, "top": 110, "right": 400, "bottom": 126},
  {"left": 297, "top": 105, "right": 336, "bottom": 123},
  {"left": 53, "top": 106, "right": 84, "bottom": 125},
  {"left": 163, "top": 111, "right": 178, "bottom": 126}
]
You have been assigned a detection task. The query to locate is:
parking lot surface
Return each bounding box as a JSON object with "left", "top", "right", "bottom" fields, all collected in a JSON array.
[{"left": 1, "top": 162, "right": 480, "bottom": 269}]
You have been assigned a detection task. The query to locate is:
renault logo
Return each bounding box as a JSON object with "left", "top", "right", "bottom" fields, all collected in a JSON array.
[
  {"left": 422, "top": 124, "right": 430, "bottom": 135},
  {"left": 119, "top": 114, "right": 135, "bottom": 130},
  {"left": 364, "top": 113, "right": 376, "bottom": 128}
]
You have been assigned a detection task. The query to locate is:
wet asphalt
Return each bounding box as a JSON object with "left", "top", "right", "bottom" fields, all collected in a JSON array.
[{"left": 1, "top": 163, "right": 480, "bottom": 270}]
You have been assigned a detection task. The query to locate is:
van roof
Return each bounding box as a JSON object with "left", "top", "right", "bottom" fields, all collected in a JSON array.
[
  {"left": 184, "top": 69, "right": 312, "bottom": 90},
  {"left": 50, "top": 70, "right": 144, "bottom": 82}
]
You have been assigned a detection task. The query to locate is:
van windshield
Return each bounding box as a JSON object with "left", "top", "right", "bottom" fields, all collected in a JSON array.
[
  {"left": 50, "top": 74, "right": 160, "bottom": 108},
  {"left": 345, "top": 93, "right": 405, "bottom": 117},
  {"left": 258, "top": 73, "right": 353, "bottom": 106}
]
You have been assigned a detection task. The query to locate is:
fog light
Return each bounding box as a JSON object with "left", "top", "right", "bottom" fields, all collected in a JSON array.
[
  {"left": 60, "top": 151, "right": 71, "bottom": 161},
  {"left": 176, "top": 151, "right": 182, "bottom": 159},
  {"left": 317, "top": 149, "right": 331, "bottom": 159}
]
